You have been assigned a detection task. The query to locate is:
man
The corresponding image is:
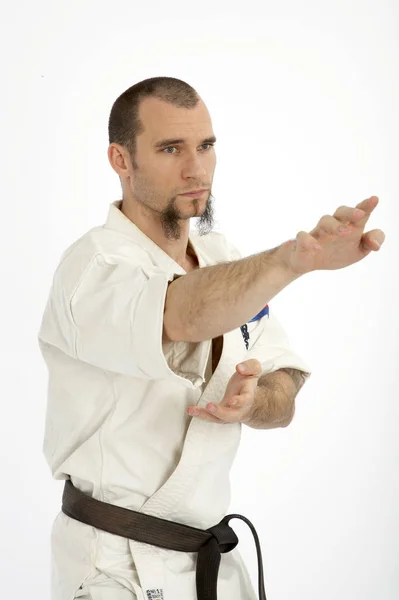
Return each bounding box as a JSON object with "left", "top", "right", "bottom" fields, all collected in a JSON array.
[{"left": 38, "top": 76, "right": 385, "bottom": 600}]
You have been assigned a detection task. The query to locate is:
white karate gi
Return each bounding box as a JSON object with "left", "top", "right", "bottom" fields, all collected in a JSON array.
[{"left": 38, "top": 200, "right": 312, "bottom": 600}]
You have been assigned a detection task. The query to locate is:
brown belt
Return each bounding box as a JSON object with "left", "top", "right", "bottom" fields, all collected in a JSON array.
[{"left": 62, "top": 479, "right": 267, "bottom": 600}]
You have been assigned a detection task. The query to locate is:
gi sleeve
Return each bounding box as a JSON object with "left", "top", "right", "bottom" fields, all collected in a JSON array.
[
  {"left": 245, "top": 308, "right": 312, "bottom": 380},
  {"left": 64, "top": 252, "right": 207, "bottom": 387}
]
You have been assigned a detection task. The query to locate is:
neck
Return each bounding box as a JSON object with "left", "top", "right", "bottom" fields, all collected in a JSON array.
[{"left": 120, "top": 199, "right": 194, "bottom": 267}]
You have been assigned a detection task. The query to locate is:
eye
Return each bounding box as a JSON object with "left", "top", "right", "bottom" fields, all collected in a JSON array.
[{"left": 162, "top": 143, "right": 215, "bottom": 154}]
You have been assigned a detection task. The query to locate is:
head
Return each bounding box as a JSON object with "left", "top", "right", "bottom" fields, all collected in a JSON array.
[{"left": 107, "top": 77, "right": 217, "bottom": 240}]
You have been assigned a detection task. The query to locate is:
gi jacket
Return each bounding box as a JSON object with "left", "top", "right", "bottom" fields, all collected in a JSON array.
[{"left": 38, "top": 201, "right": 312, "bottom": 600}]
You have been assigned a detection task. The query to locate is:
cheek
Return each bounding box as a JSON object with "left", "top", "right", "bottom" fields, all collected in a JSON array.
[
  {"left": 208, "top": 159, "right": 217, "bottom": 180},
  {"left": 154, "top": 164, "right": 174, "bottom": 184}
]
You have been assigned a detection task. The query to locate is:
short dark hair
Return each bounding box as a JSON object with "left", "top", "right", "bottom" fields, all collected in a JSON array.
[{"left": 108, "top": 77, "right": 200, "bottom": 161}]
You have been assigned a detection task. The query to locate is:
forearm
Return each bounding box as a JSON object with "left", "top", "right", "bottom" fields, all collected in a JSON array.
[
  {"left": 164, "top": 245, "right": 301, "bottom": 343},
  {"left": 243, "top": 368, "right": 306, "bottom": 430}
]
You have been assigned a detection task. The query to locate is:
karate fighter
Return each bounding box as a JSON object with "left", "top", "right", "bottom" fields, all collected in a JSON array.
[{"left": 38, "top": 77, "right": 385, "bottom": 600}]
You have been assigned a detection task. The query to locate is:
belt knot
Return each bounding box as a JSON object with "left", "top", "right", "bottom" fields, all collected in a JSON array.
[{"left": 206, "top": 516, "right": 239, "bottom": 553}]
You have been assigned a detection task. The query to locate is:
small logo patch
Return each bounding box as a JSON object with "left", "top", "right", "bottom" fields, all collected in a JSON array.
[
  {"left": 240, "top": 304, "right": 269, "bottom": 350},
  {"left": 146, "top": 590, "right": 164, "bottom": 600}
]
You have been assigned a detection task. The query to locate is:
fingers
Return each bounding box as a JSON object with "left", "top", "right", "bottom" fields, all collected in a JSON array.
[
  {"left": 186, "top": 400, "right": 251, "bottom": 424},
  {"left": 354, "top": 195, "right": 379, "bottom": 214},
  {"left": 332, "top": 206, "right": 366, "bottom": 225},
  {"left": 236, "top": 359, "right": 262, "bottom": 377},
  {"left": 212, "top": 398, "right": 251, "bottom": 420},
  {"left": 315, "top": 214, "right": 357, "bottom": 237},
  {"left": 186, "top": 405, "right": 227, "bottom": 424},
  {"left": 186, "top": 360, "right": 261, "bottom": 424},
  {"left": 334, "top": 196, "right": 379, "bottom": 228},
  {"left": 312, "top": 196, "right": 379, "bottom": 238},
  {"left": 314, "top": 214, "right": 386, "bottom": 250},
  {"left": 187, "top": 384, "right": 255, "bottom": 424},
  {"left": 296, "top": 231, "right": 322, "bottom": 251},
  {"left": 360, "top": 229, "right": 385, "bottom": 251}
]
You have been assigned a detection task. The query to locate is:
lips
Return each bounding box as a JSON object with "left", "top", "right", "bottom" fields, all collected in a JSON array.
[{"left": 181, "top": 189, "right": 207, "bottom": 197}]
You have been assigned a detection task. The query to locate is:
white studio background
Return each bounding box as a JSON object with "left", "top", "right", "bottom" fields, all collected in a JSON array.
[{"left": 0, "top": 1, "right": 398, "bottom": 598}]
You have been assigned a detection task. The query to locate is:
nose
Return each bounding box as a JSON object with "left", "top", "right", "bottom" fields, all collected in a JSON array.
[{"left": 181, "top": 155, "right": 207, "bottom": 180}]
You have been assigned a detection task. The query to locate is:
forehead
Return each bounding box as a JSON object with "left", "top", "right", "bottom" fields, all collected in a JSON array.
[{"left": 138, "top": 96, "right": 213, "bottom": 143}]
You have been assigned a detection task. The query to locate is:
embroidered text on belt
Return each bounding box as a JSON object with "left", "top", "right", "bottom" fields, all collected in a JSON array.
[{"left": 62, "top": 479, "right": 267, "bottom": 600}]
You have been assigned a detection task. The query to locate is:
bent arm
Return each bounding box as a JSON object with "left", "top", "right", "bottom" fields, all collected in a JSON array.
[{"left": 243, "top": 368, "right": 307, "bottom": 430}]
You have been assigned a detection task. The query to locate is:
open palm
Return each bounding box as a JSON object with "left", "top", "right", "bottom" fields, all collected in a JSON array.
[{"left": 186, "top": 359, "right": 263, "bottom": 424}]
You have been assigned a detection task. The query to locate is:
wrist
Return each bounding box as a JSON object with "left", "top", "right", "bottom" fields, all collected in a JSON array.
[{"left": 273, "top": 241, "right": 304, "bottom": 281}]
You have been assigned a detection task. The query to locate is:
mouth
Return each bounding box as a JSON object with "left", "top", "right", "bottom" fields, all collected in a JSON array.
[{"left": 181, "top": 189, "right": 208, "bottom": 198}]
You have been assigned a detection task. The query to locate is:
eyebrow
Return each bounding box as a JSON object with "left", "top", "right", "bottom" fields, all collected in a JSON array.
[{"left": 154, "top": 135, "right": 217, "bottom": 149}]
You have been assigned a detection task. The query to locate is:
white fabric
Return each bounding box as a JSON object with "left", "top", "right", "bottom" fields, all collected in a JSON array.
[
  {"left": 74, "top": 570, "right": 137, "bottom": 599},
  {"left": 38, "top": 200, "right": 312, "bottom": 600}
]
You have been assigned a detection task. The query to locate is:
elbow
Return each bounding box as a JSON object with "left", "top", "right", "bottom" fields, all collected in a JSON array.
[{"left": 280, "top": 402, "right": 296, "bottom": 427}]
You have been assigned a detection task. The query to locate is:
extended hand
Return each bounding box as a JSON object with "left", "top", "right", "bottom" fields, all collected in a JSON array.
[
  {"left": 280, "top": 196, "right": 385, "bottom": 274},
  {"left": 186, "top": 359, "right": 263, "bottom": 424}
]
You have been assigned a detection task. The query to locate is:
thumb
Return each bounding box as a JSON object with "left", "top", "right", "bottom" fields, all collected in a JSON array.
[{"left": 236, "top": 359, "right": 262, "bottom": 376}]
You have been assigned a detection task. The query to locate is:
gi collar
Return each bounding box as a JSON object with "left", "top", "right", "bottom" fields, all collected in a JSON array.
[{"left": 104, "top": 200, "right": 205, "bottom": 275}]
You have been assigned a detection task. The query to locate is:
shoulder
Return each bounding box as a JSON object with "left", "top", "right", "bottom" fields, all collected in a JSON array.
[{"left": 52, "top": 227, "right": 152, "bottom": 295}]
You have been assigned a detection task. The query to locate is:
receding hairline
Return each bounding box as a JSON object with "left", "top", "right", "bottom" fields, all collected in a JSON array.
[
  {"left": 108, "top": 77, "right": 211, "bottom": 158},
  {"left": 136, "top": 96, "right": 215, "bottom": 149}
]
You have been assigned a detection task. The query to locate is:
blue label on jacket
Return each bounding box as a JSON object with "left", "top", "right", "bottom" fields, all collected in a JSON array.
[
  {"left": 248, "top": 304, "right": 269, "bottom": 323},
  {"left": 240, "top": 305, "right": 269, "bottom": 351}
]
